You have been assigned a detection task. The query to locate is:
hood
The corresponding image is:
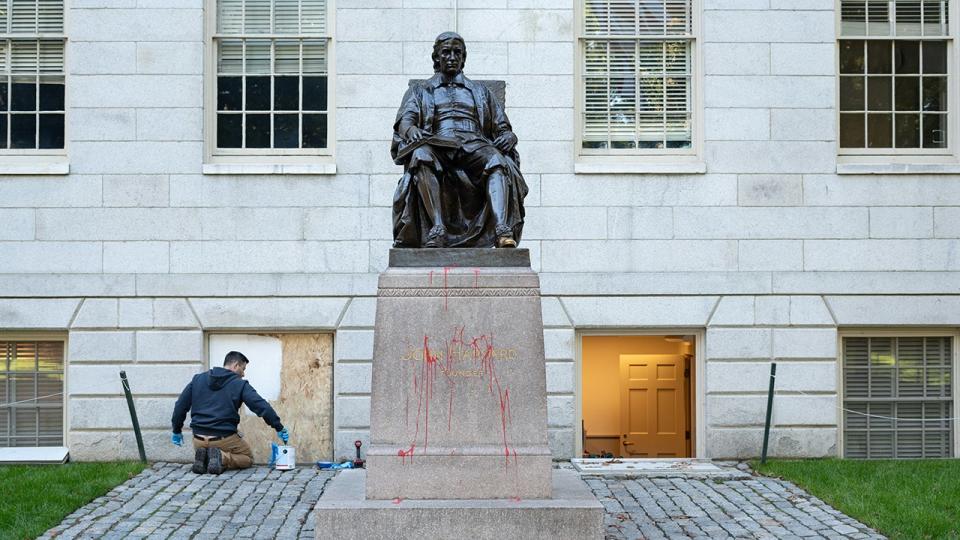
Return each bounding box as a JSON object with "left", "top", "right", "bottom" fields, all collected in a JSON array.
[{"left": 207, "top": 367, "right": 238, "bottom": 390}]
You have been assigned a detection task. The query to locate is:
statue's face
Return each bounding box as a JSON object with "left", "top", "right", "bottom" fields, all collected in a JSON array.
[{"left": 436, "top": 39, "right": 465, "bottom": 75}]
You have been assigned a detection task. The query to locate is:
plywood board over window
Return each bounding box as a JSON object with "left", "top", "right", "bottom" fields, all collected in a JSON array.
[{"left": 209, "top": 333, "right": 333, "bottom": 464}]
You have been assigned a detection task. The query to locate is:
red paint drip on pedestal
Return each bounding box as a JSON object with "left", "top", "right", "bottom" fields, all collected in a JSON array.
[{"left": 396, "top": 325, "right": 520, "bottom": 497}]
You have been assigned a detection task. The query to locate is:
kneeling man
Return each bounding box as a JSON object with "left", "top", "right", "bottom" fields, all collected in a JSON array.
[{"left": 171, "top": 351, "right": 289, "bottom": 474}]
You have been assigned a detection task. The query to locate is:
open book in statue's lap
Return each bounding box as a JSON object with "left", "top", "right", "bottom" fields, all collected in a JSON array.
[{"left": 390, "top": 32, "right": 528, "bottom": 249}]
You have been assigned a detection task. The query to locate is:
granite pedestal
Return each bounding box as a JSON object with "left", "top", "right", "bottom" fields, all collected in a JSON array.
[{"left": 314, "top": 249, "right": 602, "bottom": 538}]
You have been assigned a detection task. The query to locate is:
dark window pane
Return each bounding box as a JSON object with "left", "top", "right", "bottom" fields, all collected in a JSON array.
[
  {"left": 274, "top": 76, "right": 299, "bottom": 111},
  {"left": 840, "top": 77, "right": 865, "bottom": 111},
  {"left": 218, "top": 77, "right": 242, "bottom": 111},
  {"left": 246, "top": 77, "right": 270, "bottom": 111},
  {"left": 839, "top": 40, "right": 864, "bottom": 74},
  {"left": 302, "top": 76, "right": 327, "bottom": 111},
  {"left": 894, "top": 113, "right": 920, "bottom": 148},
  {"left": 895, "top": 41, "right": 920, "bottom": 74},
  {"left": 922, "top": 41, "right": 947, "bottom": 74},
  {"left": 867, "top": 76, "right": 891, "bottom": 110},
  {"left": 302, "top": 113, "right": 327, "bottom": 148},
  {"left": 38, "top": 114, "right": 64, "bottom": 149},
  {"left": 274, "top": 114, "right": 298, "bottom": 148},
  {"left": 11, "top": 83, "right": 34, "bottom": 111},
  {"left": 0, "top": 83, "right": 7, "bottom": 111},
  {"left": 10, "top": 114, "right": 35, "bottom": 148},
  {"left": 39, "top": 84, "right": 64, "bottom": 111},
  {"left": 923, "top": 113, "right": 947, "bottom": 148},
  {"left": 867, "top": 41, "right": 892, "bottom": 73},
  {"left": 0, "top": 114, "right": 7, "bottom": 149},
  {"left": 245, "top": 113, "right": 270, "bottom": 148},
  {"left": 582, "top": 140, "right": 607, "bottom": 149},
  {"left": 217, "top": 114, "right": 242, "bottom": 148},
  {"left": 922, "top": 76, "right": 947, "bottom": 111},
  {"left": 894, "top": 76, "right": 919, "bottom": 111},
  {"left": 867, "top": 113, "right": 892, "bottom": 148},
  {"left": 840, "top": 113, "right": 865, "bottom": 148}
]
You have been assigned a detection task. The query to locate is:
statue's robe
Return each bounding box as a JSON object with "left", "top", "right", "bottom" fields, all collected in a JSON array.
[{"left": 391, "top": 73, "right": 528, "bottom": 248}]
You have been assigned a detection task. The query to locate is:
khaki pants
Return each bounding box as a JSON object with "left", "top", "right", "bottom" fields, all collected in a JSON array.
[{"left": 193, "top": 433, "right": 253, "bottom": 470}]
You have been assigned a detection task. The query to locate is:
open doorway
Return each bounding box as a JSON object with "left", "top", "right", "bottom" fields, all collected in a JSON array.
[{"left": 581, "top": 335, "right": 696, "bottom": 459}]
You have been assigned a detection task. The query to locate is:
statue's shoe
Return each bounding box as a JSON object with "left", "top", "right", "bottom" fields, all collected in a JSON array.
[{"left": 496, "top": 235, "right": 517, "bottom": 248}]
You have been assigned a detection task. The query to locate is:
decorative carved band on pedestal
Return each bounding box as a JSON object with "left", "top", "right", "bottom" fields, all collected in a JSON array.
[{"left": 377, "top": 287, "right": 540, "bottom": 297}]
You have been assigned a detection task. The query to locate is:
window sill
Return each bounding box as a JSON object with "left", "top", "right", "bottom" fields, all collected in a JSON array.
[
  {"left": 202, "top": 162, "right": 337, "bottom": 175},
  {"left": 0, "top": 161, "right": 69, "bottom": 175},
  {"left": 574, "top": 160, "right": 707, "bottom": 175},
  {"left": 836, "top": 162, "right": 960, "bottom": 175}
]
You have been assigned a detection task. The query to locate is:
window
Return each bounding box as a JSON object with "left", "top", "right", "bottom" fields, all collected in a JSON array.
[
  {"left": 839, "top": 0, "right": 951, "bottom": 152},
  {"left": 209, "top": 0, "right": 331, "bottom": 158},
  {"left": 843, "top": 336, "right": 954, "bottom": 458},
  {"left": 1, "top": 340, "right": 64, "bottom": 447},
  {"left": 578, "top": 0, "right": 695, "bottom": 154},
  {"left": 0, "top": 1, "right": 65, "bottom": 152}
]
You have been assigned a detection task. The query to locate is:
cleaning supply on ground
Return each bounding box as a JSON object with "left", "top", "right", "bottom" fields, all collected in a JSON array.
[
  {"left": 316, "top": 460, "right": 353, "bottom": 470},
  {"left": 269, "top": 441, "right": 296, "bottom": 470}
]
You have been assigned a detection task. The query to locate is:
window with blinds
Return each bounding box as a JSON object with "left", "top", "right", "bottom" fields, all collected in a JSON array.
[
  {"left": 839, "top": 0, "right": 950, "bottom": 151},
  {"left": 580, "top": 0, "right": 694, "bottom": 152},
  {"left": 214, "top": 0, "right": 329, "bottom": 151},
  {"left": 0, "top": 1, "right": 65, "bottom": 151},
  {"left": 0, "top": 340, "right": 64, "bottom": 447},
  {"left": 843, "top": 336, "right": 954, "bottom": 459}
]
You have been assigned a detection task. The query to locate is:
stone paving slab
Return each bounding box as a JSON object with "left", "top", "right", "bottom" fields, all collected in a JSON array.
[
  {"left": 40, "top": 462, "right": 885, "bottom": 540},
  {"left": 590, "top": 474, "right": 886, "bottom": 540},
  {"left": 40, "top": 463, "right": 332, "bottom": 540}
]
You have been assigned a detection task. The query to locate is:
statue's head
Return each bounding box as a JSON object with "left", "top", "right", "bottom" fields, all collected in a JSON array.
[{"left": 432, "top": 31, "right": 466, "bottom": 75}]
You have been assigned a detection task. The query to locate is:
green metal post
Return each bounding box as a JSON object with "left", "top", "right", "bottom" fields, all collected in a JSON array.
[
  {"left": 120, "top": 370, "right": 148, "bottom": 463},
  {"left": 760, "top": 362, "right": 777, "bottom": 465}
]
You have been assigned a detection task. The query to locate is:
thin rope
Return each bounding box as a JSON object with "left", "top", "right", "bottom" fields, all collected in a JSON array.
[
  {"left": 781, "top": 386, "right": 960, "bottom": 423},
  {"left": 0, "top": 392, "right": 64, "bottom": 408}
]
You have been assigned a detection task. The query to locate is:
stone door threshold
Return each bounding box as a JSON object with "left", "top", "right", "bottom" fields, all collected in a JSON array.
[
  {"left": 0, "top": 447, "right": 69, "bottom": 464},
  {"left": 570, "top": 458, "right": 750, "bottom": 479}
]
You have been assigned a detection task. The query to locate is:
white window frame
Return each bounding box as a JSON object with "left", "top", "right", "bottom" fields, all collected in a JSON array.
[
  {"left": 836, "top": 0, "right": 960, "bottom": 172},
  {"left": 0, "top": 0, "right": 68, "bottom": 175},
  {"left": 0, "top": 333, "right": 67, "bottom": 449},
  {"left": 202, "top": 0, "right": 336, "bottom": 175},
  {"left": 574, "top": 0, "right": 705, "bottom": 174},
  {"left": 836, "top": 328, "right": 960, "bottom": 459}
]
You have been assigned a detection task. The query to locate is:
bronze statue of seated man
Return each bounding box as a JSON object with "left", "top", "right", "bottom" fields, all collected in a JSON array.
[{"left": 391, "top": 31, "right": 528, "bottom": 249}]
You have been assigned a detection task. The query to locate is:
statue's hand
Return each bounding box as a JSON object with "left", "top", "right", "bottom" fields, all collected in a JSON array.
[
  {"left": 494, "top": 132, "right": 517, "bottom": 153},
  {"left": 405, "top": 126, "right": 427, "bottom": 143}
]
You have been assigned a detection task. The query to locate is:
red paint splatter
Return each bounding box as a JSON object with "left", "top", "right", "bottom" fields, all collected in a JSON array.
[
  {"left": 392, "top": 497, "right": 403, "bottom": 505},
  {"left": 473, "top": 268, "right": 480, "bottom": 288},
  {"left": 397, "top": 324, "right": 521, "bottom": 499}
]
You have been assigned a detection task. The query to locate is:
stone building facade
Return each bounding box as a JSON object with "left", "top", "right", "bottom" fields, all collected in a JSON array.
[{"left": 1, "top": 0, "right": 958, "bottom": 462}]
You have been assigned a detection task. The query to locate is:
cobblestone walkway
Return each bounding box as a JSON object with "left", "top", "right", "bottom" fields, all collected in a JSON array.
[
  {"left": 41, "top": 463, "right": 884, "bottom": 540},
  {"left": 588, "top": 475, "right": 884, "bottom": 540},
  {"left": 41, "top": 463, "right": 332, "bottom": 540}
]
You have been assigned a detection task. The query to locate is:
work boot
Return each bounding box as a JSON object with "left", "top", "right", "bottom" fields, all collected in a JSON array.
[
  {"left": 207, "top": 447, "right": 224, "bottom": 475},
  {"left": 192, "top": 447, "right": 207, "bottom": 474}
]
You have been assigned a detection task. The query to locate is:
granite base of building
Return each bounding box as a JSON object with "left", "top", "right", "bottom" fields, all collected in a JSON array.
[{"left": 313, "top": 469, "right": 604, "bottom": 540}]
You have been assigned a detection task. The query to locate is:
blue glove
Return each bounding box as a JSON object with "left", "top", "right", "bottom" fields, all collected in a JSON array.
[
  {"left": 172, "top": 433, "right": 183, "bottom": 447},
  {"left": 277, "top": 427, "right": 289, "bottom": 444}
]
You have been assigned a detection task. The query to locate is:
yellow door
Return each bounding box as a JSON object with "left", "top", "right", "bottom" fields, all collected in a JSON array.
[{"left": 619, "top": 354, "right": 688, "bottom": 457}]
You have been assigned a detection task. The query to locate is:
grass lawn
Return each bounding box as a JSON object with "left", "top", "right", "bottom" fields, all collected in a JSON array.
[
  {"left": 753, "top": 459, "right": 960, "bottom": 540},
  {"left": 0, "top": 461, "right": 146, "bottom": 540}
]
